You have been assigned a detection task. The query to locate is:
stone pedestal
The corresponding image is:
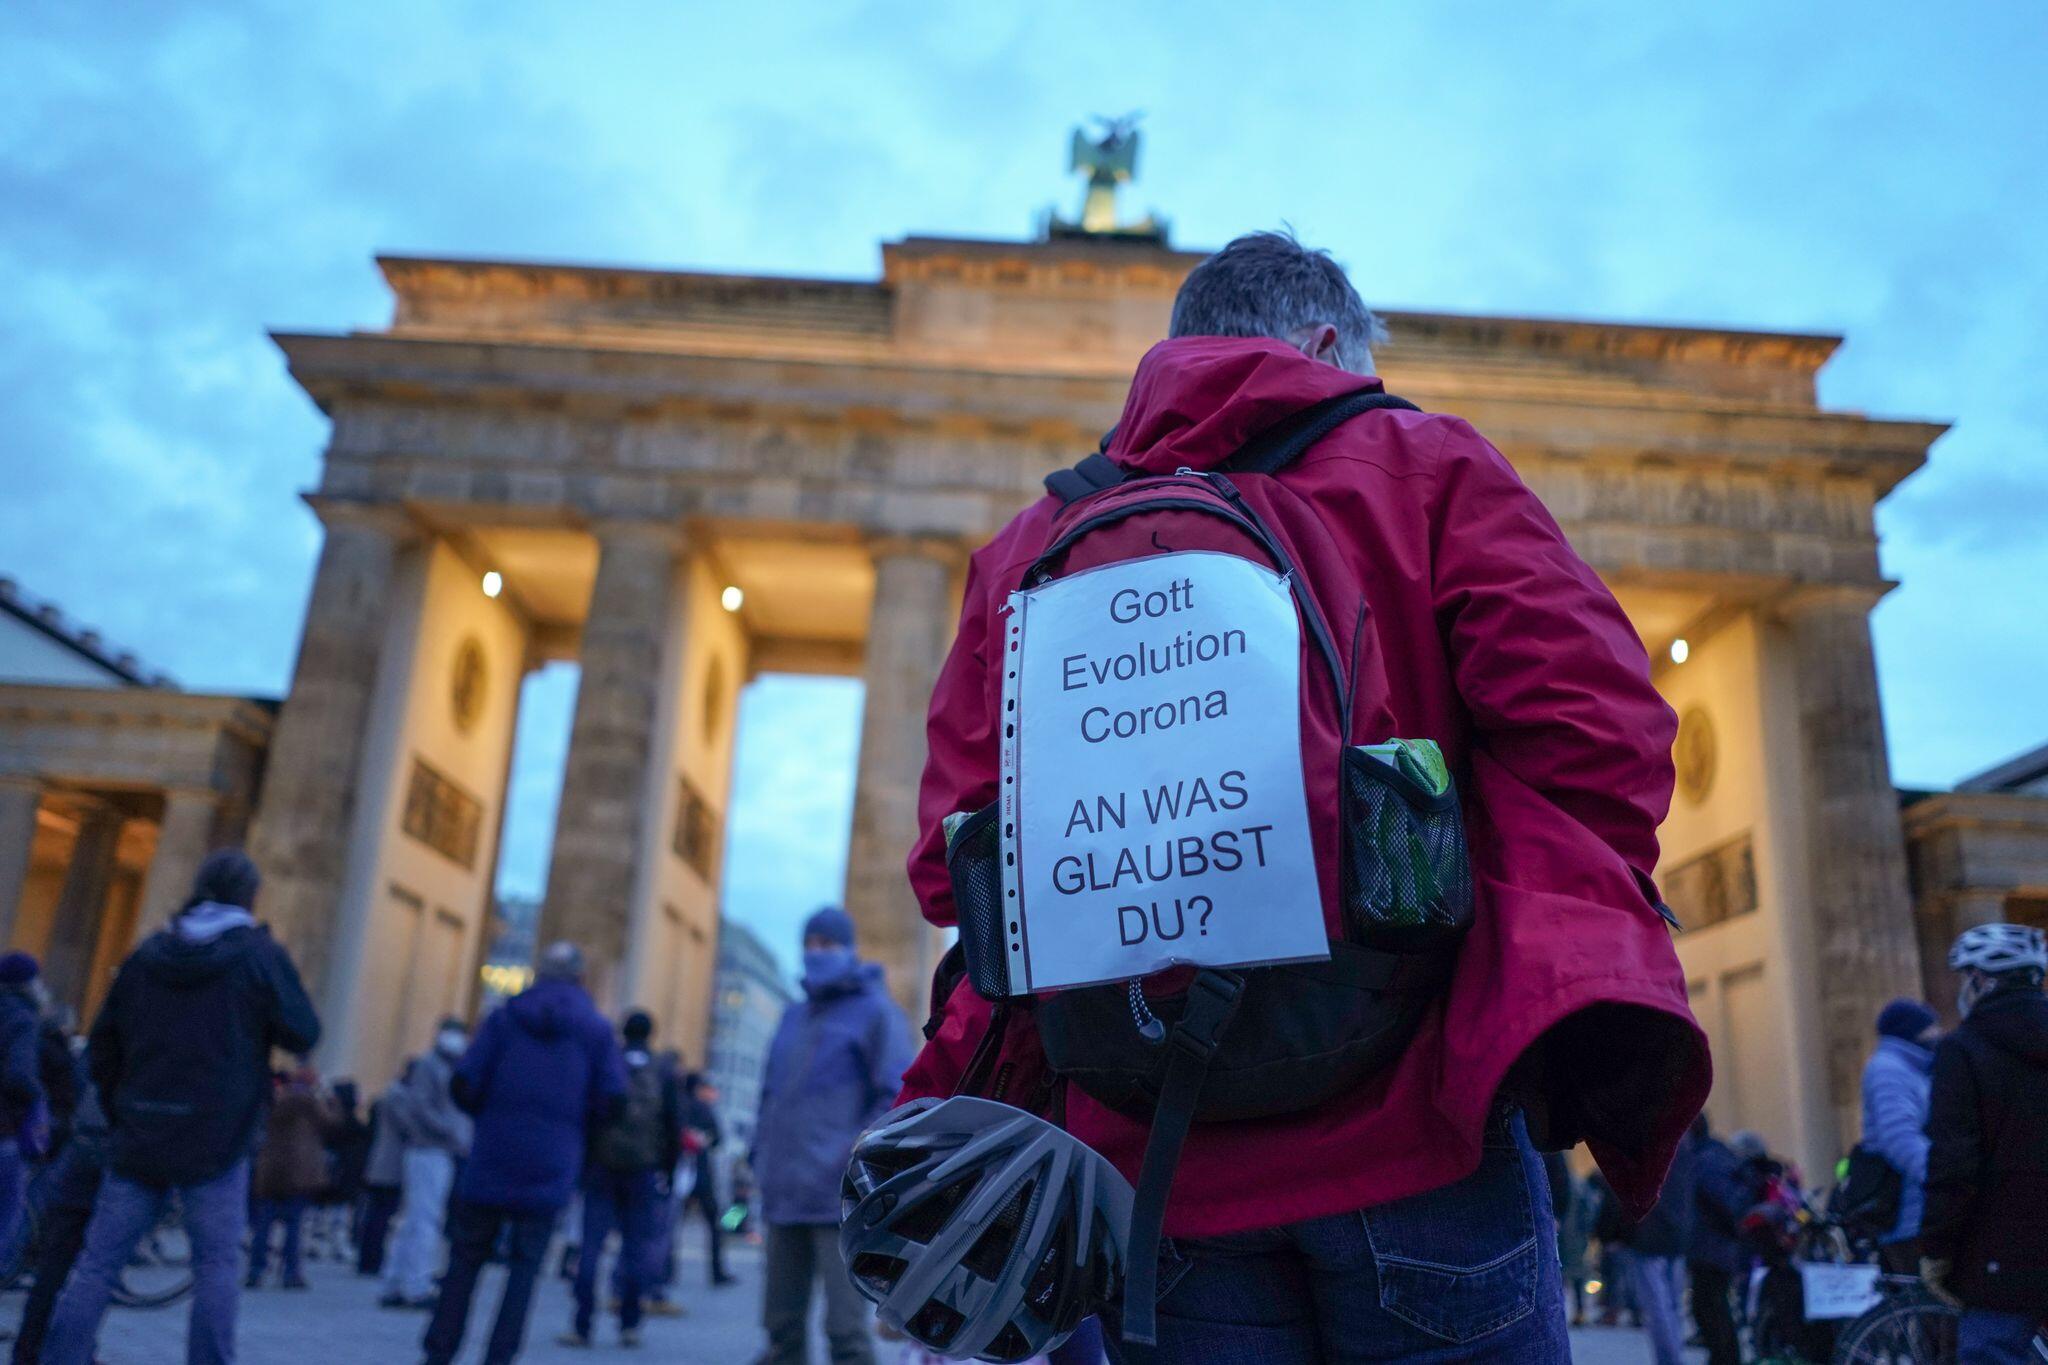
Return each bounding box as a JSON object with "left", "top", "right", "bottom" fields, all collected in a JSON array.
[
  {"left": 541, "top": 524, "right": 684, "bottom": 1004},
  {"left": 245, "top": 504, "right": 408, "bottom": 992},
  {"left": 0, "top": 778, "right": 43, "bottom": 947},
  {"left": 138, "top": 788, "right": 222, "bottom": 938},
  {"left": 1780, "top": 587, "right": 1922, "bottom": 1135},
  {"left": 844, "top": 538, "right": 959, "bottom": 1012}
]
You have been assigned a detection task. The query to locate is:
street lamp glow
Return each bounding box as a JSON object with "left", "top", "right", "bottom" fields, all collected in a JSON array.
[
  {"left": 721, "top": 585, "right": 744, "bottom": 612},
  {"left": 481, "top": 571, "right": 503, "bottom": 599},
  {"left": 1669, "top": 637, "right": 1689, "bottom": 665}
]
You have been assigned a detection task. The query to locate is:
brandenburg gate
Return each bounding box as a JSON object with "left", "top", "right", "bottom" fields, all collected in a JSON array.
[{"left": 250, "top": 228, "right": 1941, "bottom": 1180}]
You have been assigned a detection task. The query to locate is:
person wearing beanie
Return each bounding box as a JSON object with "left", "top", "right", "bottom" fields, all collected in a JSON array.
[
  {"left": 44, "top": 847, "right": 319, "bottom": 1365},
  {"left": 752, "top": 907, "right": 912, "bottom": 1365},
  {"left": 1859, "top": 995, "right": 1940, "bottom": 1270},
  {"left": 0, "top": 949, "right": 46, "bottom": 1266}
]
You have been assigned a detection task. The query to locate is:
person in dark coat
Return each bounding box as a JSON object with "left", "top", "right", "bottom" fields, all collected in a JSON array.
[
  {"left": 247, "top": 1064, "right": 337, "bottom": 1288},
  {"left": 1921, "top": 923, "right": 2048, "bottom": 1363},
  {"left": 318, "top": 1079, "right": 370, "bottom": 1262},
  {"left": 754, "top": 907, "right": 912, "bottom": 1365},
  {"left": 0, "top": 952, "right": 47, "bottom": 1266},
  {"left": 680, "top": 1072, "right": 732, "bottom": 1287},
  {"left": 43, "top": 847, "right": 320, "bottom": 1365},
  {"left": 355, "top": 1082, "right": 409, "bottom": 1276},
  {"left": 9, "top": 1077, "right": 108, "bottom": 1365},
  {"left": 1687, "top": 1116, "right": 1752, "bottom": 1365},
  {"left": 1623, "top": 1128, "right": 1697, "bottom": 1365},
  {"left": 421, "top": 942, "right": 624, "bottom": 1365}
]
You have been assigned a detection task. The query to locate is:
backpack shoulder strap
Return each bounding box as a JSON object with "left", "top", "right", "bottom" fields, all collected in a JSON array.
[
  {"left": 1221, "top": 388, "right": 1420, "bottom": 478},
  {"left": 1043, "top": 449, "right": 1127, "bottom": 507}
]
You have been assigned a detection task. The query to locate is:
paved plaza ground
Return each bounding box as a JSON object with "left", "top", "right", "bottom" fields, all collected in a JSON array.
[{"left": 25, "top": 1234, "right": 1693, "bottom": 1364}]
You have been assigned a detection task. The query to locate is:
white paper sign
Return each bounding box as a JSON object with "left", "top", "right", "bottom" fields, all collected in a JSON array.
[
  {"left": 1797, "top": 1262, "right": 1882, "bottom": 1320},
  {"left": 998, "top": 550, "right": 1327, "bottom": 993}
]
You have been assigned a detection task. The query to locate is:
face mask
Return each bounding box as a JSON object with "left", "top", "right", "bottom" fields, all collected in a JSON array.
[
  {"left": 436, "top": 1029, "right": 467, "bottom": 1057},
  {"left": 804, "top": 946, "right": 853, "bottom": 980}
]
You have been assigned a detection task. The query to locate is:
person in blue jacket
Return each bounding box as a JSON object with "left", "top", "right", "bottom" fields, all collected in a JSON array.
[
  {"left": 753, "top": 907, "right": 913, "bottom": 1365},
  {"left": 1688, "top": 1116, "right": 1757, "bottom": 1365},
  {"left": 1859, "top": 997, "right": 1938, "bottom": 1271},
  {"left": 420, "top": 942, "right": 624, "bottom": 1365}
]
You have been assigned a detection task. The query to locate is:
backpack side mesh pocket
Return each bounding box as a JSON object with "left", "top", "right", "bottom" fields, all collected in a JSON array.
[
  {"left": 1340, "top": 740, "right": 1473, "bottom": 937},
  {"left": 943, "top": 803, "right": 1013, "bottom": 999}
]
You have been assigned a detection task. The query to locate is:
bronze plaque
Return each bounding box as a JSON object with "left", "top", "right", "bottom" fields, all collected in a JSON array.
[{"left": 401, "top": 757, "right": 484, "bottom": 869}]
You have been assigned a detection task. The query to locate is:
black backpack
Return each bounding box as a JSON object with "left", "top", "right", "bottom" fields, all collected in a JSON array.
[
  {"left": 1832, "top": 1143, "right": 1903, "bottom": 1238},
  {"left": 596, "top": 1058, "right": 669, "bottom": 1173}
]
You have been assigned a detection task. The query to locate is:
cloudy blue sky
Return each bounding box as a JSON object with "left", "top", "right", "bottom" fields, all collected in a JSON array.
[{"left": 4, "top": 2, "right": 2044, "bottom": 976}]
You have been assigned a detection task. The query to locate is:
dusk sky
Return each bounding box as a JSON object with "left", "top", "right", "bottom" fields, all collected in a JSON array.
[{"left": 5, "top": 2, "right": 2044, "bottom": 977}]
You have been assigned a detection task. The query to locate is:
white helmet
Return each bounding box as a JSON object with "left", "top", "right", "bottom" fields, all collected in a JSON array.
[{"left": 1948, "top": 923, "right": 2048, "bottom": 977}]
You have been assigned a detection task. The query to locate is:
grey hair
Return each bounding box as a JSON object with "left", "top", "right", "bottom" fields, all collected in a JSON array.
[
  {"left": 536, "top": 940, "right": 585, "bottom": 982},
  {"left": 1169, "top": 230, "right": 1387, "bottom": 374}
]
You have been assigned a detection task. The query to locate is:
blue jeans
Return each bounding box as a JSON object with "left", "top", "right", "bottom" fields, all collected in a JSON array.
[
  {"left": 1101, "top": 1112, "right": 1568, "bottom": 1363},
  {"left": 43, "top": 1157, "right": 250, "bottom": 1365},
  {"left": 422, "top": 1200, "right": 557, "bottom": 1365},
  {"left": 1629, "top": 1253, "right": 1688, "bottom": 1365},
  {"left": 1958, "top": 1308, "right": 2041, "bottom": 1365},
  {"left": 247, "top": 1196, "right": 308, "bottom": 1283},
  {"left": 575, "top": 1168, "right": 664, "bottom": 1335}
]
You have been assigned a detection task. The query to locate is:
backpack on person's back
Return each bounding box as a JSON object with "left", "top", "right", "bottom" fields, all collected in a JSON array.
[{"left": 594, "top": 1054, "right": 670, "bottom": 1173}]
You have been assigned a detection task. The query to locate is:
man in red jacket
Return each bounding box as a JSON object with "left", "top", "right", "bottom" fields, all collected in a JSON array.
[{"left": 899, "top": 231, "right": 1709, "bottom": 1361}]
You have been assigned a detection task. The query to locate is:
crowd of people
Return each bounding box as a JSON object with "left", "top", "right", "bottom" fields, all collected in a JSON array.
[
  {"left": 1536, "top": 919, "right": 2048, "bottom": 1365},
  {"left": 0, "top": 231, "right": 2040, "bottom": 1365}
]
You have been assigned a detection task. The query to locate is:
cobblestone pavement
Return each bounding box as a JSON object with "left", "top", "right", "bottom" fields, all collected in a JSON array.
[{"left": 25, "top": 1234, "right": 1688, "bottom": 1364}]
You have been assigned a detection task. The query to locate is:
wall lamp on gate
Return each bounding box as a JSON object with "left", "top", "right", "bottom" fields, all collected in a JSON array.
[
  {"left": 1669, "top": 637, "right": 1689, "bottom": 665},
  {"left": 481, "top": 571, "right": 503, "bottom": 599},
  {"left": 721, "top": 585, "right": 744, "bottom": 612}
]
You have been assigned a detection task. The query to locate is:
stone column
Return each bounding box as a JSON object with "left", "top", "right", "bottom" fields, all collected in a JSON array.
[
  {"left": 1778, "top": 586, "right": 1922, "bottom": 1137},
  {"left": 44, "top": 802, "right": 120, "bottom": 1013},
  {"left": 245, "top": 502, "right": 409, "bottom": 993},
  {"left": 541, "top": 524, "right": 683, "bottom": 1004},
  {"left": 0, "top": 777, "right": 43, "bottom": 947},
  {"left": 845, "top": 537, "right": 961, "bottom": 1013},
  {"left": 136, "top": 787, "right": 222, "bottom": 938}
]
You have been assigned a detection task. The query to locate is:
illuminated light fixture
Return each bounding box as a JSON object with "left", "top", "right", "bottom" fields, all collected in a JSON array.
[
  {"left": 1669, "top": 637, "right": 1690, "bottom": 665},
  {"left": 1586, "top": 1279, "right": 1604, "bottom": 1296},
  {"left": 721, "top": 585, "right": 744, "bottom": 612},
  {"left": 481, "top": 571, "right": 503, "bottom": 599}
]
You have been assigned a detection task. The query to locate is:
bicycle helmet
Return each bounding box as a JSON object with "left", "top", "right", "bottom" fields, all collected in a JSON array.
[
  {"left": 840, "top": 1096, "right": 1132, "bottom": 1362},
  {"left": 1948, "top": 922, "right": 2048, "bottom": 977}
]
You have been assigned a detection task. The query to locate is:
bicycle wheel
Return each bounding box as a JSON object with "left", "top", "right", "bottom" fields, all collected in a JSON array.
[
  {"left": 110, "top": 1197, "right": 195, "bottom": 1309},
  {"left": 1832, "top": 1288, "right": 1958, "bottom": 1365}
]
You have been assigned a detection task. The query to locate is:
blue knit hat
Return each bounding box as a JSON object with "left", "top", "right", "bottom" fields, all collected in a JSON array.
[
  {"left": 1876, "top": 998, "right": 1936, "bottom": 1040},
  {"left": 803, "top": 906, "right": 856, "bottom": 948},
  {"left": 0, "top": 952, "right": 38, "bottom": 987}
]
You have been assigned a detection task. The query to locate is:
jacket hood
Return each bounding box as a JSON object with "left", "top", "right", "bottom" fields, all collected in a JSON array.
[
  {"left": 506, "top": 976, "right": 592, "bottom": 1040},
  {"left": 802, "top": 953, "right": 883, "bottom": 1002},
  {"left": 134, "top": 917, "right": 264, "bottom": 987},
  {"left": 1876, "top": 1033, "right": 1934, "bottom": 1072},
  {"left": 1104, "top": 336, "right": 1382, "bottom": 476},
  {"left": 1969, "top": 988, "right": 2048, "bottom": 1064}
]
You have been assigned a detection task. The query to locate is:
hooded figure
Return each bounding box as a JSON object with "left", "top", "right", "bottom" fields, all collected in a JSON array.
[
  {"left": 1859, "top": 997, "right": 1937, "bottom": 1247},
  {"left": 85, "top": 848, "right": 320, "bottom": 1187},
  {"left": 753, "top": 909, "right": 912, "bottom": 1365},
  {"left": 755, "top": 907, "right": 913, "bottom": 1226},
  {"left": 447, "top": 944, "right": 624, "bottom": 1214}
]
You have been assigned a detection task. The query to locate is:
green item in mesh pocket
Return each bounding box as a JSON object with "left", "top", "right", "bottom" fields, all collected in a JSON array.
[{"left": 1341, "top": 739, "right": 1473, "bottom": 933}]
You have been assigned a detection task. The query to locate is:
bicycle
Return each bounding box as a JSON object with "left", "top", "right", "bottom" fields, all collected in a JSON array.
[
  {"left": 1831, "top": 1275, "right": 2047, "bottom": 1364},
  {"left": 0, "top": 1191, "right": 195, "bottom": 1310}
]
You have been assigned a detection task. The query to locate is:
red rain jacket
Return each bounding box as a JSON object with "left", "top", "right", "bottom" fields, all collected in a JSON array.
[{"left": 900, "top": 336, "right": 1711, "bottom": 1236}]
